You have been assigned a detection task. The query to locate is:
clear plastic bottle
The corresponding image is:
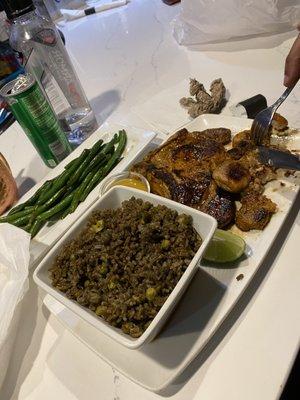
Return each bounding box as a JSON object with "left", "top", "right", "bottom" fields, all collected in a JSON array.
[{"left": 1, "top": 0, "right": 98, "bottom": 145}]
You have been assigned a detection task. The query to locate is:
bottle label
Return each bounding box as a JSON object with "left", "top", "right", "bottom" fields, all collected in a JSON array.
[{"left": 41, "top": 70, "right": 70, "bottom": 116}]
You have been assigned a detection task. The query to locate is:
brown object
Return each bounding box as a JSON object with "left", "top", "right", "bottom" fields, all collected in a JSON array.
[
  {"left": 132, "top": 128, "right": 236, "bottom": 228},
  {"left": 0, "top": 153, "right": 18, "bottom": 215},
  {"left": 194, "top": 128, "right": 232, "bottom": 145},
  {"left": 213, "top": 160, "right": 251, "bottom": 193},
  {"left": 180, "top": 78, "right": 226, "bottom": 118},
  {"left": 235, "top": 194, "right": 277, "bottom": 231},
  {"left": 232, "top": 130, "right": 251, "bottom": 148},
  {"left": 271, "top": 113, "right": 288, "bottom": 132},
  {"left": 132, "top": 126, "right": 279, "bottom": 231}
]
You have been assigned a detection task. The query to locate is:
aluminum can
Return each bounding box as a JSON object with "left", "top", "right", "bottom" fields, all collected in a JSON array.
[{"left": 0, "top": 73, "right": 72, "bottom": 168}]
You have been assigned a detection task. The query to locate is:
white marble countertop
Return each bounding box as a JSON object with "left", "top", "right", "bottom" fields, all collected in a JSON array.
[{"left": 1, "top": 0, "right": 300, "bottom": 399}]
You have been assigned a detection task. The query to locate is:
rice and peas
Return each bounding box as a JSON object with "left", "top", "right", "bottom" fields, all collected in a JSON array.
[{"left": 50, "top": 197, "right": 201, "bottom": 338}]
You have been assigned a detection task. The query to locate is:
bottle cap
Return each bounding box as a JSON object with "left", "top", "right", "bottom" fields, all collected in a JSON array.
[{"left": 1, "top": 0, "right": 35, "bottom": 20}]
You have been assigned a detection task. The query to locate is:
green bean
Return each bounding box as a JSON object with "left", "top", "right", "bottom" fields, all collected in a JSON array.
[
  {"left": 7, "top": 180, "right": 53, "bottom": 216},
  {"left": 64, "top": 158, "right": 77, "bottom": 170},
  {"left": 101, "top": 134, "right": 118, "bottom": 155},
  {"left": 37, "top": 192, "right": 74, "bottom": 222},
  {"left": 67, "top": 150, "right": 95, "bottom": 187},
  {"left": 20, "top": 223, "right": 31, "bottom": 233},
  {"left": 67, "top": 138, "right": 114, "bottom": 187},
  {"left": 87, "top": 138, "right": 104, "bottom": 158},
  {"left": 69, "top": 168, "right": 96, "bottom": 214},
  {"left": 37, "top": 169, "right": 70, "bottom": 205},
  {"left": 80, "top": 131, "right": 126, "bottom": 202},
  {"left": 37, "top": 149, "right": 90, "bottom": 205},
  {"left": 97, "top": 130, "right": 127, "bottom": 177},
  {"left": 48, "top": 208, "right": 69, "bottom": 223},
  {"left": 6, "top": 203, "right": 27, "bottom": 216},
  {"left": 59, "top": 206, "right": 73, "bottom": 221},
  {"left": 30, "top": 219, "right": 46, "bottom": 238},
  {"left": 0, "top": 206, "right": 34, "bottom": 223},
  {"left": 79, "top": 155, "right": 111, "bottom": 202},
  {"left": 33, "top": 186, "right": 66, "bottom": 217},
  {"left": 59, "top": 188, "right": 80, "bottom": 220},
  {"left": 5, "top": 134, "right": 126, "bottom": 237},
  {"left": 10, "top": 214, "right": 31, "bottom": 227},
  {"left": 77, "top": 153, "right": 107, "bottom": 183},
  {"left": 37, "top": 169, "right": 68, "bottom": 205},
  {"left": 72, "top": 139, "right": 104, "bottom": 182}
]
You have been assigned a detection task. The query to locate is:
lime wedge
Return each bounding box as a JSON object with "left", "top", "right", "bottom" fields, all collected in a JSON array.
[{"left": 203, "top": 229, "right": 246, "bottom": 263}]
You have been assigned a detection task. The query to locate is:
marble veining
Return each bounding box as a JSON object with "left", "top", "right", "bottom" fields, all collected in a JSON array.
[{"left": 150, "top": 11, "right": 165, "bottom": 85}]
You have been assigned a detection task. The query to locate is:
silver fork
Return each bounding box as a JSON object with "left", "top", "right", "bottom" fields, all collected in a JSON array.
[{"left": 251, "top": 85, "right": 295, "bottom": 145}]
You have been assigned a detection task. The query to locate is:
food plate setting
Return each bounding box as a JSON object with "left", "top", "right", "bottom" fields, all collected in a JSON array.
[
  {"left": 32, "top": 114, "right": 300, "bottom": 392},
  {"left": 1, "top": 0, "right": 300, "bottom": 397}
]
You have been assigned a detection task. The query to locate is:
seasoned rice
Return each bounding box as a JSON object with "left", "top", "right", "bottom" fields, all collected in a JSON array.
[{"left": 50, "top": 197, "right": 201, "bottom": 338}]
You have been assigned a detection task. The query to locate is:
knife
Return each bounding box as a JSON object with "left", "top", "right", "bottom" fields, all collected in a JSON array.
[{"left": 258, "top": 146, "right": 300, "bottom": 171}]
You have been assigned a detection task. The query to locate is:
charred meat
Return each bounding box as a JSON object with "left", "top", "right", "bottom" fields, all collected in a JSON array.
[
  {"left": 191, "top": 128, "right": 232, "bottom": 145},
  {"left": 212, "top": 160, "right": 251, "bottom": 193},
  {"left": 132, "top": 126, "right": 278, "bottom": 231},
  {"left": 235, "top": 194, "right": 277, "bottom": 231}
]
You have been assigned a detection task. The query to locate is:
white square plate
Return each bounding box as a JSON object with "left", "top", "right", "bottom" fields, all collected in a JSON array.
[
  {"left": 42, "top": 114, "right": 299, "bottom": 391},
  {"left": 34, "top": 186, "right": 217, "bottom": 349}
]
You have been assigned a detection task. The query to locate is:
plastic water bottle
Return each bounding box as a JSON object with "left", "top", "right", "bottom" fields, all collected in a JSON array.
[{"left": 1, "top": 0, "right": 98, "bottom": 146}]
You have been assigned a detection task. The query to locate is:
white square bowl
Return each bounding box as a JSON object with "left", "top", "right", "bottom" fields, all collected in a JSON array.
[{"left": 33, "top": 187, "right": 217, "bottom": 349}]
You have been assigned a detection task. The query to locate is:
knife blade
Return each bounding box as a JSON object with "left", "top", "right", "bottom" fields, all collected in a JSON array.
[{"left": 257, "top": 146, "right": 300, "bottom": 171}]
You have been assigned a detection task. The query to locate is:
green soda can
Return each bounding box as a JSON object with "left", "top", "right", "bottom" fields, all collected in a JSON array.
[{"left": 0, "top": 73, "right": 72, "bottom": 168}]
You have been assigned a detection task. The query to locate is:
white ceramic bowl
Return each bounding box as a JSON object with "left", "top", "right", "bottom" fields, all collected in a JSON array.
[{"left": 34, "top": 187, "right": 217, "bottom": 349}]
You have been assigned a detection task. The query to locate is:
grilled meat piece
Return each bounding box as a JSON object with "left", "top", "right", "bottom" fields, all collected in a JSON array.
[
  {"left": 202, "top": 195, "right": 236, "bottom": 228},
  {"left": 240, "top": 150, "right": 276, "bottom": 184},
  {"left": 229, "top": 130, "right": 256, "bottom": 159},
  {"left": 212, "top": 160, "right": 251, "bottom": 193},
  {"left": 170, "top": 138, "right": 226, "bottom": 172},
  {"left": 232, "top": 130, "right": 252, "bottom": 147},
  {"left": 142, "top": 128, "right": 226, "bottom": 173},
  {"left": 191, "top": 128, "right": 232, "bottom": 145},
  {"left": 255, "top": 165, "right": 277, "bottom": 184},
  {"left": 241, "top": 178, "right": 265, "bottom": 198},
  {"left": 133, "top": 162, "right": 212, "bottom": 205},
  {"left": 133, "top": 161, "right": 235, "bottom": 227},
  {"left": 235, "top": 194, "right": 276, "bottom": 231},
  {"left": 271, "top": 113, "right": 288, "bottom": 132},
  {"left": 199, "top": 183, "right": 236, "bottom": 228},
  {"left": 141, "top": 129, "right": 187, "bottom": 169},
  {"left": 227, "top": 146, "right": 245, "bottom": 160}
]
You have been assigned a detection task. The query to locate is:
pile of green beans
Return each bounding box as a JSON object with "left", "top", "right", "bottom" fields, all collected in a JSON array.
[{"left": 0, "top": 130, "right": 127, "bottom": 237}]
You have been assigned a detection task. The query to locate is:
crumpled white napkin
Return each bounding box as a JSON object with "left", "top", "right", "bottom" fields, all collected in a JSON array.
[
  {"left": 0, "top": 223, "right": 31, "bottom": 388},
  {"left": 60, "top": 0, "right": 128, "bottom": 21}
]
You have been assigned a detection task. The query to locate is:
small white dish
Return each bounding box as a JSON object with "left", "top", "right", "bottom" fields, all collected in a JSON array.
[
  {"left": 100, "top": 171, "right": 150, "bottom": 195},
  {"left": 34, "top": 186, "right": 217, "bottom": 349}
]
